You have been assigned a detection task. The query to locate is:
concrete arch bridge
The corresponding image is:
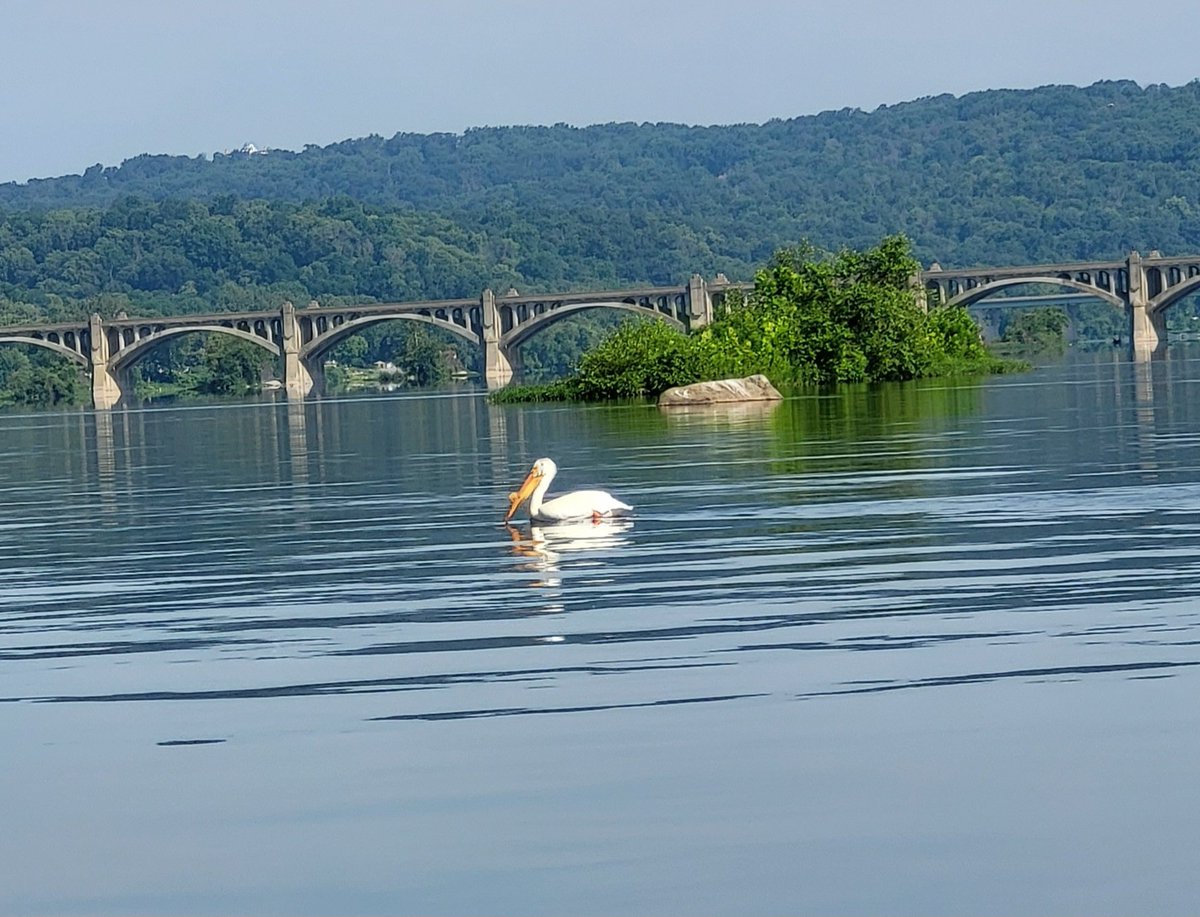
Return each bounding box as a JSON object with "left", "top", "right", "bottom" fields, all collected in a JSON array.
[
  {"left": 5, "top": 251, "right": 1199, "bottom": 409},
  {"left": 0, "top": 276, "right": 741, "bottom": 408},
  {"left": 921, "top": 250, "right": 1200, "bottom": 347}
]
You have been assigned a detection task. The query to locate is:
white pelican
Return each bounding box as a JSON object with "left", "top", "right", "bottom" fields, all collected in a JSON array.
[{"left": 504, "top": 457, "right": 632, "bottom": 524}]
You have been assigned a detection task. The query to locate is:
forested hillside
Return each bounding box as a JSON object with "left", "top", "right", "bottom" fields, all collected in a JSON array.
[
  {"left": 7, "top": 79, "right": 1200, "bottom": 279},
  {"left": 0, "top": 195, "right": 748, "bottom": 326},
  {"left": 5, "top": 78, "right": 1200, "bottom": 340}
]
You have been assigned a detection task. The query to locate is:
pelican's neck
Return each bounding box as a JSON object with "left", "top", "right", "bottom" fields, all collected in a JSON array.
[{"left": 528, "top": 464, "right": 556, "bottom": 516}]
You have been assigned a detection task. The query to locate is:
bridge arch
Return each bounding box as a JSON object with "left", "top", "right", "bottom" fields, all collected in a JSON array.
[
  {"left": 944, "top": 276, "right": 1125, "bottom": 311},
  {"left": 1149, "top": 273, "right": 1200, "bottom": 314},
  {"left": 0, "top": 336, "right": 89, "bottom": 367},
  {"left": 300, "top": 312, "right": 478, "bottom": 362},
  {"left": 109, "top": 325, "right": 280, "bottom": 372},
  {"left": 501, "top": 301, "right": 687, "bottom": 351}
]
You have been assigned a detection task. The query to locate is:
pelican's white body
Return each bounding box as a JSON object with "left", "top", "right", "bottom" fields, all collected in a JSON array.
[
  {"left": 508, "top": 457, "right": 632, "bottom": 523},
  {"left": 531, "top": 488, "right": 632, "bottom": 523}
]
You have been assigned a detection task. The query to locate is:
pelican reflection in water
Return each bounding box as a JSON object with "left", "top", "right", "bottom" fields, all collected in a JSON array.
[
  {"left": 506, "top": 518, "right": 634, "bottom": 592},
  {"left": 508, "top": 518, "right": 635, "bottom": 558}
]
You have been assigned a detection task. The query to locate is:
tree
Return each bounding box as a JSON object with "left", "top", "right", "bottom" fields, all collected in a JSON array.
[
  {"left": 194, "top": 335, "right": 270, "bottom": 395},
  {"left": 328, "top": 334, "right": 369, "bottom": 366},
  {"left": 1000, "top": 308, "right": 1070, "bottom": 349},
  {"left": 699, "top": 235, "right": 934, "bottom": 384},
  {"left": 399, "top": 325, "right": 449, "bottom": 386},
  {"left": 0, "top": 347, "right": 84, "bottom": 406}
]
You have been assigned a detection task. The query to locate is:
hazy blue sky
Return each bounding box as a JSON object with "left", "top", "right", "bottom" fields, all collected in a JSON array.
[{"left": 5, "top": 0, "right": 1198, "bottom": 184}]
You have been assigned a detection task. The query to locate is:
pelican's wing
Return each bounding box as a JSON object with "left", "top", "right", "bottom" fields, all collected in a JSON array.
[{"left": 534, "top": 489, "right": 632, "bottom": 522}]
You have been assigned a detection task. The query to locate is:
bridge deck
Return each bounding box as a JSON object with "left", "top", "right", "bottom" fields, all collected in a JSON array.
[
  {"left": 0, "top": 285, "right": 749, "bottom": 335},
  {"left": 923, "top": 260, "right": 1126, "bottom": 280}
]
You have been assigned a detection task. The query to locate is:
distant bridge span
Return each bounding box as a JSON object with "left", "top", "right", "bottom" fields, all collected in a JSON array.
[
  {"left": 922, "top": 250, "right": 1200, "bottom": 348},
  {"left": 0, "top": 276, "right": 742, "bottom": 408},
  {"left": 1, "top": 251, "right": 1197, "bottom": 408}
]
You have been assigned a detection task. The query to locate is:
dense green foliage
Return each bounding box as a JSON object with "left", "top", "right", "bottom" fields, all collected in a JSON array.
[
  {"left": 119, "top": 335, "right": 275, "bottom": 400},
  {"left": 0, "top": 197, "right": 518, "bottom": 323},
  {"left": 698, "top": 238, "right": 932, "bottom": 383},
  {"left": 0, "top": 347, "right": 84, "bottom": 407},
  {"left": 999, "top": 307, "right": 1071, "bottom": 350},
  {"left": 572, "top": 319, "right": 705, "bottom": 399},
  {"left": 193, "top": 337, "right": 269, "bottom": 395},
  {"left": 491, "top": 317, "right": 730, "bottom": 404},
  {"left": 324, "top": 321, "right": 472, "bottom": 386},
  {"left": 493, "top": 237, "right": 1021, "bottom": 403}
]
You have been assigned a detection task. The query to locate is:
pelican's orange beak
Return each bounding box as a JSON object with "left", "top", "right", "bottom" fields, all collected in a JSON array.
[{"left": 504, "top": 468, "right": 542, "bottom": 521}]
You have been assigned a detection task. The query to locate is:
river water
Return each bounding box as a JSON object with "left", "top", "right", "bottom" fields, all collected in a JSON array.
[{"left": 3, "top": 348, "right": 1200, "bottom": 915}]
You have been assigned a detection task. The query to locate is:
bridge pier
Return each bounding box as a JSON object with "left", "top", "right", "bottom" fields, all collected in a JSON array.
[
  {"left": 281, "top": 302, "right": 315, "bottom": 398},
  {"left": 1130, "top": 304, "right": 1167, "bottom": 359},
  {"left": 688, "top": 275, "right": 713, "bottom": 328},
  {"left": 481, "top": 289, "right": 514, "bottom": 389},
  {"left": 1127, "top": 251, "right": 1167, "bottom": 360},
  {"left": 89, "top": 313, "right": 123, "bottom": 409}
]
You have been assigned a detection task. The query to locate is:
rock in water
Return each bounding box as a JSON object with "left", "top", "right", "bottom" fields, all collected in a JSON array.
[{"left": 657, "top": 375, "right": 783, "bottom": 406}]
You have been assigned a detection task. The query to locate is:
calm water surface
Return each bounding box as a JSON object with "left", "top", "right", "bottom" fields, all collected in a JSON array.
[{"left": 3, "top": 349, "right": 1200, "bottom": 915}]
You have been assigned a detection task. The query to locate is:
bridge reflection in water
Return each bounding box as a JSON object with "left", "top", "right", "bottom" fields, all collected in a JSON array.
[
  {"left": 7, "top": 251, "right": 1200, "bottom": 409},
  {"left": 77, "top": 390, "right": 526, "bottom": 533}
]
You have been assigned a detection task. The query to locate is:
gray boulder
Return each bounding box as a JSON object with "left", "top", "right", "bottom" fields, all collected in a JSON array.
[{"left": 658, "top": 374, "right": 783, "bottom": 407}]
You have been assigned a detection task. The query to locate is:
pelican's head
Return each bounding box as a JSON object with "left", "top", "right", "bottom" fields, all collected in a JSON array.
[{"left": 504, "top": 457, "right": 557, "bottom": 521}]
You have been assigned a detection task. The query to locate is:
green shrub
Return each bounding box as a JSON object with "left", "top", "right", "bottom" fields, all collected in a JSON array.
[
  {"left": 1000, "top": 307, "right": 1070, "bottom": 350},
  {"left": 572, "top": 319, "right": 702, "bottom": 399},
  {"left": 923, "top": 304, "right": 1029, "bottom": 375},
  {"left": 488, "top": 378, "right": 582, "bottom": 403}
]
